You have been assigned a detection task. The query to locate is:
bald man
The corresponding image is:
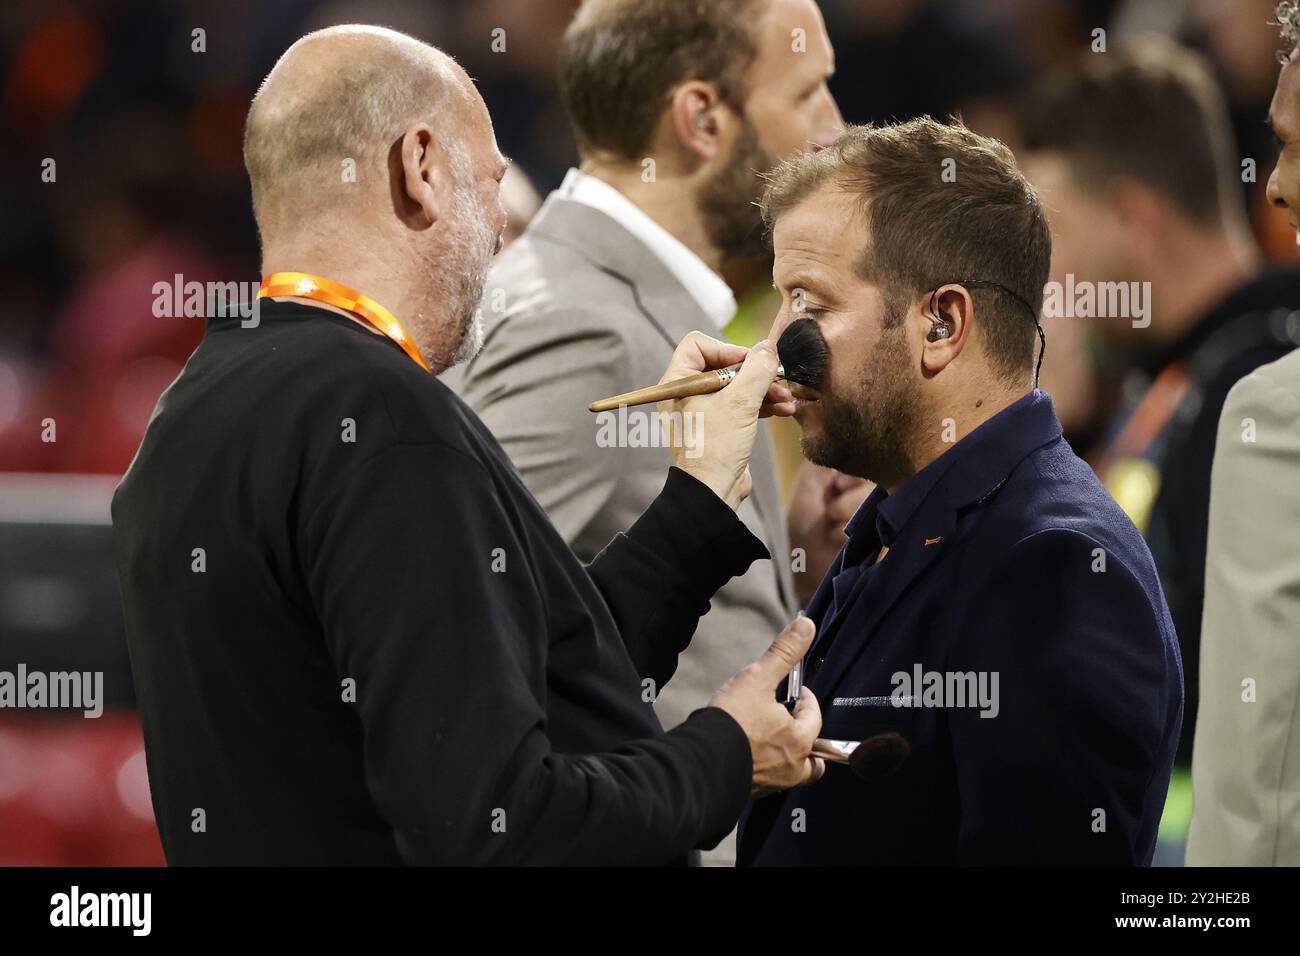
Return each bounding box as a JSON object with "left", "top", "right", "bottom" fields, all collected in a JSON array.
[{"left": 112, "top": 25, "right": 823, "bottom": 866}]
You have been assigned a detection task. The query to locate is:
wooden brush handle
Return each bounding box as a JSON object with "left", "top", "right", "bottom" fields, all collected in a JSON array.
[
  {"left": 587, "top": 365, "right": 740, "bottom": 412},
  {"left": 588, "top": 362, "right": 787, "bottom": 412}
]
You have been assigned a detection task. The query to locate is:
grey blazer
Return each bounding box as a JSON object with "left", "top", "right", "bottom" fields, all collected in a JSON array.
[
  {"left": 442, "top": 194, "right": 796, "bottom": 731},
  {"left": 1187, "top": 347, "right": 1300, "bottom": 865}
]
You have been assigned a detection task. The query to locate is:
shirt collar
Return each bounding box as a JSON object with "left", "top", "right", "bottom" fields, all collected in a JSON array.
[
  {"left": 841, "top": 450, "right": 954, "bottom": 554},
  {"left": 842, "top": 389, "right": 1062, "bottom": 552},
  {"left": 556, "top": 168, "right": 737, "bottom": 331}
]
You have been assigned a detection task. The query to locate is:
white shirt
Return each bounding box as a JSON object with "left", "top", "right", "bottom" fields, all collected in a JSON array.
[{"left": 556, "top": 168, "right": 737, "bottom": 332}]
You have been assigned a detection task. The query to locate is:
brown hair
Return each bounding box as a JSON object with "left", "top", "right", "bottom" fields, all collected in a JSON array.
[
  {"left": 1019, "top": 39, "right": 1243, "bottom": 229},
  {"left": 762, "top": 117, "right": 1051, "bottom": 385},
  {"left": 559, "top": 0, "right": 766, "bottom": 161}
]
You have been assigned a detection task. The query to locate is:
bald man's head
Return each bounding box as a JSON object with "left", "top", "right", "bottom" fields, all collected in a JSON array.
[
  {"left": 244, "top": 25, "right": 476, "bottom": 234},
  {"left": 244, "top": 25, "right": 510, "bottom": 372}
]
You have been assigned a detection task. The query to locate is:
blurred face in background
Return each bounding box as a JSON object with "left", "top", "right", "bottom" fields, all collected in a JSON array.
[
  {"left": 1266, "top": 54, "right": 1300, "bottom": 237},
  {"left": 700, "top": 0, "right": 844, "bottom": 258},
  {"left": 1022, "top": 151, "right": 1137, "bottom": 346},
  {"left": 769, "top": 185, "right": 924, "bottom": 485},
  {"left": 744, "top": 0, "right": 844, "bottom": 159}
]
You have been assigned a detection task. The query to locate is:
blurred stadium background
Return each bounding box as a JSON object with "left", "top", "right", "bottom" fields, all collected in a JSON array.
[{"left": 1, "top": 0, "right": 1294, "bottom": 865}]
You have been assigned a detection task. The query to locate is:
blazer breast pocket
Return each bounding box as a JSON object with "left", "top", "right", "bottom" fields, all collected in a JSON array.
[{"left": 820, "top": 694, "right": 916, "bottom": 743}]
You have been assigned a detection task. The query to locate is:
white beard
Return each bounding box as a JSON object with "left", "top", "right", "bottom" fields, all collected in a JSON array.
[
  {"left": 440, "top": 157, "right": 496, "bottom": 368},
  {"left": 449, "top": 302, "right": 484, "bottom": 366}
]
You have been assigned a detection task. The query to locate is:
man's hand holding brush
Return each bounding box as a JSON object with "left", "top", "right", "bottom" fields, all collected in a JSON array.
[
  {"left": 655, "top": 331, "right": 796, "bottom": 511},
  {"left": 709, "top": 614, "right": 825, "bottom": 796}
]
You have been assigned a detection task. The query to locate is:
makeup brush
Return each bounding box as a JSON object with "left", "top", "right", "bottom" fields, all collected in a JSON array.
[
  {"left": 812, "top": 731, "right": 912, "bottom": 782},
  {"left": 587, "top": 317, "right": 828, "bottom": 413}
]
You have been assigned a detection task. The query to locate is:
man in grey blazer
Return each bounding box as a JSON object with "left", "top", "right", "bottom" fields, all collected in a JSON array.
[
  {"left": 1188, "top": 348, "right": 1300, "bottom": 865},
  {"left": 442, "top": 0, "right": 854, "bottom": 863},
  {"left": 1188, "top": 35, "right": 1300, "bottom": 864}
]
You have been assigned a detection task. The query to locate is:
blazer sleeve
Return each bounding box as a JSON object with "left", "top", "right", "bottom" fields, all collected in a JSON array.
[
  {"left": 300, "top": 443, "right": 753, "bottom": 864},
  {"left": 1187, "top": 362, "right": 1300, "bottom": 865},
  {"left": 587, "top": 468, "right": 771, "bottom": 693},
  {"left": 946, "top": 528, "right": 1180, "bottom": 864},
  {"left": 451, "top": 304, "right": 633, "bottom": 548}
]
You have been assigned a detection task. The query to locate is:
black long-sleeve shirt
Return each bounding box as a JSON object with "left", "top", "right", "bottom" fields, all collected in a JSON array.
[{"left": 112, "top": 300, "right": 766, "bottom": 865}]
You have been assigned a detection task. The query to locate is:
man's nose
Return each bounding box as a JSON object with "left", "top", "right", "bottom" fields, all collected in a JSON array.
[
  {"left": 1267, "top": 164, "right": 1287, "bottom": 209},
  {"left": 809, "top": 91, "right": 845, "bottom": 152},
  {"left": 769, "top": 310, "right": 793, "bottom": 343}
]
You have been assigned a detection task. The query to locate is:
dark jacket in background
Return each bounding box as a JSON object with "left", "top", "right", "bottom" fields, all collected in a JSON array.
[
  {"left": 113, "top": 300, "right": 764, "bottom": 865},
  {"left": 1099, "top": 270, "right": 1300, "bottom": 762}
]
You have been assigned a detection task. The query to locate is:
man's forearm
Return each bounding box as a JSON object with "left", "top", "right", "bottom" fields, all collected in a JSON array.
[{"left": 396, "top": 705, "right": 752, "bottom": 865}]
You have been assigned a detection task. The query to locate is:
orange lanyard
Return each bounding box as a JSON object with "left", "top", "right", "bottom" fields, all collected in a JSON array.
[
  {"left": 257, "top": 272, "right": 430, "bottom": 372},
  {"left": 1101, "top": 361, "right": 1191, "bottom": 466}
]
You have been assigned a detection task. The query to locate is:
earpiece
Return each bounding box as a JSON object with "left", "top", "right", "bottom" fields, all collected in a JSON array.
[{"left": 926, "top": 288, "right": 951, "bottom": 342}]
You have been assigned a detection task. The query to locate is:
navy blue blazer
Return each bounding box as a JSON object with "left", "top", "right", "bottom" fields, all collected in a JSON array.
[{"left": 737, "top": 390, "right": 1184, "bottom": 865}]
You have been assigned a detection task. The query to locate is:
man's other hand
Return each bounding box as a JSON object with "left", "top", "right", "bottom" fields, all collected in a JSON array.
[{"left": 710, "top": 615, "right": 824, "bottom": 796}]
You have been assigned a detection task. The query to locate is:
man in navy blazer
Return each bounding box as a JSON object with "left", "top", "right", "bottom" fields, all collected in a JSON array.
[{"left": 737, "top": 118, "right": 1184, "bottom": 865}]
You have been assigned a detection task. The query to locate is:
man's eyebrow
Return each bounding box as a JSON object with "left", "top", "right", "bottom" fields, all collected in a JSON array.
[{"left": 774, "top": 273, "right": 823, "bottom": 294}]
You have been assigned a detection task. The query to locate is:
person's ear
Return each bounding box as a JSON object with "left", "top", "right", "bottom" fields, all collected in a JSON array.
[
  {"left": 394, "top": 123, "right": 444, "bottom": 229},
  {"left": 668, "top": 81, "right": 725, "bottom": 163},
  {"left": 919, "top": 284, "right": 973, "bottom": 376}
]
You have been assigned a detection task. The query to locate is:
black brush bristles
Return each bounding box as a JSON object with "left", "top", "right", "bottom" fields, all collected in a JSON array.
[
  {"left": 777, "top": 318, "right": 829, "bottom": 389},
  {"left": 847, "top": 731, "right": 911, "bottom": 781}
]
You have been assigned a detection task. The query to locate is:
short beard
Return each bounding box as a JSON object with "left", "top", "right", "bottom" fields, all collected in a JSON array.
[
  {"left": 697, "top": 118, "right": 773, "bottom": 261},
  {"left": 439, "top": 158, "right": 493, "bottom": 369},
  {"left": 802, "top": 308, "right": 922, "bottom": 485}
]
